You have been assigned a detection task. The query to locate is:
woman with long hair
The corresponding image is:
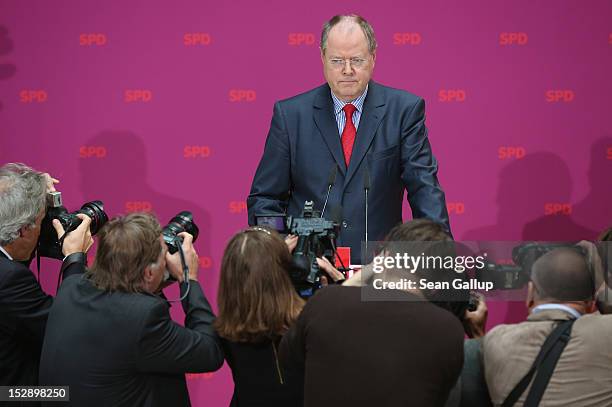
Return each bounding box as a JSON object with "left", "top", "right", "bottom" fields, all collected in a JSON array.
[{"left": 215, "top": 227, "right": 305, "bottom": 407}]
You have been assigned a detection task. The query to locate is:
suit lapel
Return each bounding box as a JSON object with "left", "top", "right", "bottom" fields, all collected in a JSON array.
[
  {"left": 344, "top": 81, "right": 386, "bottom": 187},
  {"left": 313, "top": 85, "right": 347, "bottom": 176}
]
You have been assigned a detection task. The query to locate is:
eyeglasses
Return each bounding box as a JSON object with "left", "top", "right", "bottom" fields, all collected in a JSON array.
[{"left": 327, "top": 57, "right": 369, "bottom": 69}]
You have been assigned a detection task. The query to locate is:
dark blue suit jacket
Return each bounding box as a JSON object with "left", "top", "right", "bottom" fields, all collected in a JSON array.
[{"left": 248, "top": 81, "right": 450, "bottom": 263}]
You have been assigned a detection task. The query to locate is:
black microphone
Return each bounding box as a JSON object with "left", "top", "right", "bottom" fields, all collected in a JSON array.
[
  {"left": 363, "top": 165, "right": 371, "bottom": 263},
  {"left": 328, "top": 205, "right": 349, "bottom": 273},
  {"left": 321, "top": 165, "right": 338, "bottom": 218}
]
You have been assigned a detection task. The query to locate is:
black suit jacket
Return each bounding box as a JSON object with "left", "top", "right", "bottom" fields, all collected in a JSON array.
[
  {"left": 39, "top": 276, "right": 224, "bottom": 407},
  {"left": 0, "top": 250, "right": 85, "bottom": 388},
  {"left": 248, "top": 81, "right": 451, "bottom": 264},
  {"left": 222, "top": 338, "right": 303, "bottom": 407},
  {"left": 280, "top": 286, "right": 465, "bottom": 407}
]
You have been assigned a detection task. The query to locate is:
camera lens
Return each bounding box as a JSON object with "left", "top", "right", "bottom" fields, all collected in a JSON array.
[
  {"left": 168, "top": 211, "right": 199, "bottom": 241},
  {"left": 162, "top": 211, "right": 199, "bottom": 254},
  {"left": 78, "top": 201, "right": 108, "bottom": 235}
]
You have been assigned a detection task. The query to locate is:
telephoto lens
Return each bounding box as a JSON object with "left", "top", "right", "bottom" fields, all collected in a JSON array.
[{"left": 162, "top": 211, "right": 199, "bottom": 254}]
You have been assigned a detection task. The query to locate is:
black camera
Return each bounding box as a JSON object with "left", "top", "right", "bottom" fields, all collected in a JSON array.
[
  {"left": 256, "top": 201, "right": 341, "bottom": 297},
  {"left": 38, "top": 192, "right": 108, "bottom": 260},
  {"left": 479, "top": 242, "right": 588, "bottom": 290},
  {"left": 162, "top": 211, "right": 199, "bottom": 254}
]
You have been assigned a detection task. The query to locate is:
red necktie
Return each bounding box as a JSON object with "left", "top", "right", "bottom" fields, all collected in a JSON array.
[{"left": 341, "top": 104, "right": 357, "bottom": 166}]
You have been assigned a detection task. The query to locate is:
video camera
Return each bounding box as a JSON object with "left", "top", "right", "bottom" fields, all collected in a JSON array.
[
  {"left": 479, "top": 242, "right": 591, "bottom": 290},
  {"left": 38, "top": 191, "right": 108, "bottom": 260},
  {"left": 256, "top": 201, "right": 341, "bottom": 297}
]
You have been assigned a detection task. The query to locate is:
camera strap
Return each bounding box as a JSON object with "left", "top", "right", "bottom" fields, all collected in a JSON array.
[
  {"left": 164, "top": 237, "right": 191, "bottom": 303},
  {"left": 36, "top": 247, "right": 41, "bottom": 281},
  {"left": 502, "top": 318, "right": 575, "bottom": 407}
]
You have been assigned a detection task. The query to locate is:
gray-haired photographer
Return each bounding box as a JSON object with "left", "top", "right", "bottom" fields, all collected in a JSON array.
[{"left": 0, "top": 163, "right": 93, "bottom": 388}]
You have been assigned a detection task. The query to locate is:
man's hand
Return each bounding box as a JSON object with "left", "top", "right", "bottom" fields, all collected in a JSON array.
[
  {"left": 316, "top": 256, "right": 345, "bottom": 286},
  {"left": 166, "top": 232, "right": 199, "bottom": 282},
  {"left": 463, "top": 292, "right": 488, "bottom": 338},
  {"left": 43, "top": 173, "right": 59, "bottom": 192},
  {"left": 343, "top": 262, "right": 378, "bottom": 287},
  {"left": 54, "top": 214, "right": 94, "bottom": 256},
  {"left": 285, "top": 234, "right": 298, "bottom": 253}
]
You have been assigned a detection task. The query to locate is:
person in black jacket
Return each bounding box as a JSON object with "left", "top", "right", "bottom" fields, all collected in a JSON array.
[
  {"left": 214, "top": 227, "right": 307, "bottom": 407},
  {"left": 39, "top": 212, "right": 223, "bottom": 407},
  {"left": 280, "top": 220, "right": 468, "bottom": 407},
  {"left": 0, "top": 163, "right": 93, "bottom": 390}
]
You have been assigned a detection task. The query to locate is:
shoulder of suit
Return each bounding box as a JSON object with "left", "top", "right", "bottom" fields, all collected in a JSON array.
[
  {"left": 272, "top": 82, "right": 424, "bottom": 112},
  {"left": 372, "top": 82, "right": 423, "bottom": 105},
  {"left": 69, "top": 276, "right": 170, "bottom": 311},
  {"left": 0, "top": 257, "right": 35, "bottom": 288},
  {"left": 484, "top": 322, "right": 516, "bottom": 339},
  {"left": 483, "top": 319, "right": 553, "bottom": 352},
  {"left": 132, "top": 291, "right": 171, "bottom": 313},
  {"left": 300, "top": 285, "right": 349, "bottom": 313},
  {"left": 575, "top": 312, "right": 612, "bottom": 333},
  {"left": 111, "top": 287, "right": 169, "bottom": 310}
]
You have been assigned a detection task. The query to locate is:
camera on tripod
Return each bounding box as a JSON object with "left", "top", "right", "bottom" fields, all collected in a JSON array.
[
  {"left": 256, "top": 201, "right": 341, "bottom": 297},
  {"left": 38, "top": 191, "right": 108, "bottom": 260}
]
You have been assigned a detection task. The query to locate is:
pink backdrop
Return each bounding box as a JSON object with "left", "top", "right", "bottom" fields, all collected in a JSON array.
[{"left": 1, "top": 1, "right": 611, "bottom": 405}]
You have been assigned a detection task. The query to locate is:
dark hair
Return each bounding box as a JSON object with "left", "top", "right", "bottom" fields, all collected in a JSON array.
[
  {"left": 382, "top": 219, "right": 470, "bottom": 320},
  {"left": 87, "top": 212, "right": 162, "bottom": 293},
  {"left": 214, "top": 227, "right": 304, "bottom": 343},
  {"left": 383, "top": 218, "right": 451, "bottom": 244},
  {"left": 381, "top": 219, "right": 454, "bottom": 279}
]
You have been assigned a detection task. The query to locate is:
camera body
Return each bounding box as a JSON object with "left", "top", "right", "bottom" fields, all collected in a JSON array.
[
  {"left": 161, "top": 211, "right": 199, "bottom": 283},
  {"left": 162, "top": 211, "right": 199, "bottom": 254},
  {"left": 38, "top": 192, "right": 108, "bottom": 260},
  {"left": 480, "top": 242, "right": 589, "bottom": 290}
]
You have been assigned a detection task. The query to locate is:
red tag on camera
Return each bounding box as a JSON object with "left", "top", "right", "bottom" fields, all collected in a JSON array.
[{"left": 335, "top": 246, "right": 351, "bottom": 271}]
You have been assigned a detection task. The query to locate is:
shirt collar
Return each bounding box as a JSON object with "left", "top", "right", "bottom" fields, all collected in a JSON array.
[
  {"left": 0, "top": 245, "right": 13, "bottom": 260},
  {"left": 531, "top": 303, "right": 582, "bottom": 319},
  {"left": 331, "top": 84, "right": 368, "bottom": 115}
]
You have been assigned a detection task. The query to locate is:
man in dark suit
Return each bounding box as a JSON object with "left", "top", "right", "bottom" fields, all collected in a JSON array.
[
  {"left": 248, "top": 14, "right": 450, "bottom": 264},
  {"left": 39, "top": 213, "right": 224, "bottom": 407},
  {"left": 279, "top": 220, "right": 466, "bottom": 407},
  {"left": 0, "top": 163, "right": 92, "bottom": 390}
]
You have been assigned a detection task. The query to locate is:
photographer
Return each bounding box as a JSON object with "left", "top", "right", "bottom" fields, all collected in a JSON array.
[
  {"left": 38, "top": 212, "right": 223, "bottom": 407},
  {"left": 482, "top": 245, "right": 612, "bottom": 406},
  {"left": 280, "top": 219, "right": 469, "bottom": 407},
  {"left": 0, "top": 163, "right": 92, "bottom": 388}
]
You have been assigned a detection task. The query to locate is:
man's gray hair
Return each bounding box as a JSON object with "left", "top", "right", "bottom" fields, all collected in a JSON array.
[
  {"left": 321, "top": 14, "right": 377, "bottom": 55},
  {"left": 0, "top": 163, "right": 47, "bottom": 246}
]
